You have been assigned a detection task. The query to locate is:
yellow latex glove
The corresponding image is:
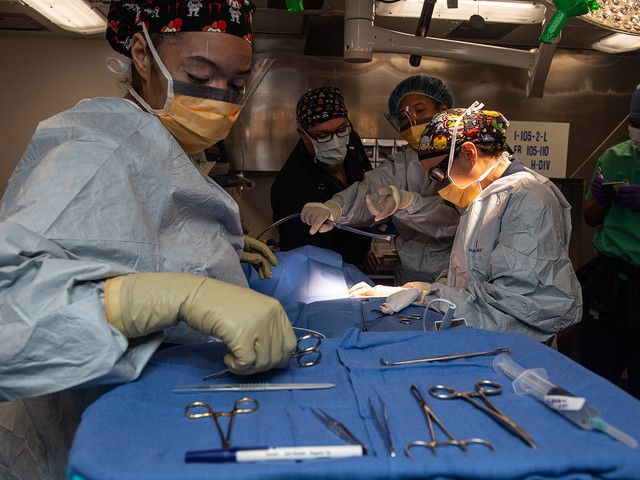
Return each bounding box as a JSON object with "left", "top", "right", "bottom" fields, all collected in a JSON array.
[
  {"left": 241, "top": 235, "right": 278, "bottom": 280},
  {"left": 300, "top": 200, "right": 342, "bottom": 235},
  {"left": 105, "top": 272, "right": 297, "bottom": 375},
  {"left": 365, "top": 185, "right": 415, "bottom": 221}
]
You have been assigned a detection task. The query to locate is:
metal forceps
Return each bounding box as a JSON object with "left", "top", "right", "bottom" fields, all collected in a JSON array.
[
  {"left": 405, "top": 384, "right": 494, "bottom": 458},
  {"left": 184, "top": 397, "right": 259, "bottom": 449},
  {"left": 310, "top": 408, "right": 369, "bottom": 454},
  {"left": 202, "top": 333, "right": 322, "bottom": 381},
  {"left": 429, "top": 380, "right": 537, "bottom": 448}
]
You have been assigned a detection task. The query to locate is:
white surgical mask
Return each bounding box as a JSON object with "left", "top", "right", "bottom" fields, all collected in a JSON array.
[
  {"left": 629, "top": 125, "right": 640, "bottom": 151},
  {"left": 307, "top": 133, "right": 350, "bottom": 165}
]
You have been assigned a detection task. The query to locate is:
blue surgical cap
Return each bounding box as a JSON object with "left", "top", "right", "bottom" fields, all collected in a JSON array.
[
  {"left": 631, "top": 83, "right": 640, "bottom": 121},
  {"left": 387, "top": 75, "right": 454, "bottom": 124}
]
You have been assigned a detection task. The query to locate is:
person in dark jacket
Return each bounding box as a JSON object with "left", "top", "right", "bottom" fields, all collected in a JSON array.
[{"left": 271, "top": 86, "right": 377, "bottom": 273}]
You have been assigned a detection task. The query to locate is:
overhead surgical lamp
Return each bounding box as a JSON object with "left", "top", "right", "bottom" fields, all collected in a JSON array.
[
  {"left": 581, "top": 0, "right": 640, "bottom": 36},
  {"left": 21, "top": 0, "right": 106, "bottom": 34}
]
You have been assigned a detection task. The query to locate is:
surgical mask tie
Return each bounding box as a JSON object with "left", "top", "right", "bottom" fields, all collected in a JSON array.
[
  {"left": 304, "top": 128, "right": 350, "bottom": 165},
  {"left": 629, "top": 125, "right": 640, "bottom": 150}
]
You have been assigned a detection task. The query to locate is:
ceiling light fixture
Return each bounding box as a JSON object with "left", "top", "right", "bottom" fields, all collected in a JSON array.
[
  {"left": 581, "top": 0, "right": 640, "bottom": 35},
  {"left": 591, "top": 31, "right": 640, "bottom": 51},
  {"left": 375, "top": 0, "right": 548, "bottom": 24},
  {"left": 21, "top": 0, "right": 106, "bottom": 34}
]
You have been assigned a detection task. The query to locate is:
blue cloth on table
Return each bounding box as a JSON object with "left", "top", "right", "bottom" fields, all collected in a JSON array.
[
  {"left": 244, "top": 245, "right": 372, "bottom": 304},
  {"left": 337, "top": 327, "right": 640, "bottom": 479},
  {"left": 285, "top": 297, "right": 442, "bottom": 338},
  {"left": 68, "top": 328, "right": 640, "bottom": 480}
]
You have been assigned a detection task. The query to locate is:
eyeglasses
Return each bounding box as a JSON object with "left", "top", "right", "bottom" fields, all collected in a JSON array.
[{"left": 306, "top": 121, "right": 353, "bottom": 143}]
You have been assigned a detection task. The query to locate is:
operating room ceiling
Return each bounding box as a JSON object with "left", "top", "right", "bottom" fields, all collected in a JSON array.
[{"left": 0, "top": 0, "right": 636, "bottom": 55}]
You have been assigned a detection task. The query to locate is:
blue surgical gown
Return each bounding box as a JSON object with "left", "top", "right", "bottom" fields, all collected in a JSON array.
[{"left": 0, "top": 97, "right": 248, "bottom": 401}]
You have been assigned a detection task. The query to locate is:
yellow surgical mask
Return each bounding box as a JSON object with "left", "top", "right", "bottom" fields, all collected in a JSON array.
[
  {"left": 130, "top": 24, "right": 243, "bottom": 154},
  {"left": 400, "top": 124, "right": 425, "bottom": 150},
  {"left": 437, "top": 180, "right": 483, "bottom": 208},
  {"left": 156, "top": 89, "right": 240, "bottom": 154}
]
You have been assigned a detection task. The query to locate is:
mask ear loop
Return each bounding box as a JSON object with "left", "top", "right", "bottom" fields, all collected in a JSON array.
[
  {"left": 422, "top": 298, "right": 457, "bottom": 332},
  {"left": 127, "top": 23, "right": 173, "bottom": 116}
]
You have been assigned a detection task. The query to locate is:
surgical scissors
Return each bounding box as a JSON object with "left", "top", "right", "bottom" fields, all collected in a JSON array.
[
  {"left": 184, "top": 397, "right": 259, "bottom": 449},
  {"left": 429, "top": 380, "right": 537, "bottom": 448},
  {"left": 405, "top": 384, "right": 494, "bottom": 457},
  {"left": 202, "top": 333, "right": 322, "bottom": 381}
]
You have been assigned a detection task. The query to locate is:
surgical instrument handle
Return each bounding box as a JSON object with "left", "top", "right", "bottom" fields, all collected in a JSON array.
[
  {"left": 257, "top": 213, "right": 393, "bottom": 242},
  {"left": 493, "top": 354, "right": 638, "bottom": 448},
  {"left": 380, "top": 347, "right": 511, "bottom": 366}
]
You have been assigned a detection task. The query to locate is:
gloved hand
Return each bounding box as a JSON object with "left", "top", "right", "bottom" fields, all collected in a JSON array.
[
  {"left": 365, "top": 185, "right": 415, "bottom": 221},
  {"left": 105, "top": 273, "right": 297, "bottom": 375},
  {"left": 616, "top": 184, "right": 640, "bottom": 210},
  {"left": 380, "top": 288, "right": 426, "bottom": 315},
  {"left": 348, "top": 281, "right": 404, "bottom": 298},
  {"left": 241, "top": 235, "right": 277, "bottom": 280},
  {"left": 590, "top": 176, "right": 612, "bottom": 208},
  {"left": 300, "top": 200, "right": 342, "bottom": 235}
]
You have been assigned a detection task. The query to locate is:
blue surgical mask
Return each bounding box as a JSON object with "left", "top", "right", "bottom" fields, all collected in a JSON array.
[{"left": 307, "top": 133, "right": 349, "bottom": 166}]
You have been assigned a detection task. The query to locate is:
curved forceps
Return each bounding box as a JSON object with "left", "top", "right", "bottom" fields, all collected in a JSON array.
[
  {"left": 429, "top": 380, "right": 537, "bottom": 448},
  {"left": 202, "top": 334, "right": 322, "bottom": 381},
  {"left": 404, "top": 385, "right": 494, "bottom": 458},
  {"left": 184, "top": 397, "right": 259, "bottom": 449}
]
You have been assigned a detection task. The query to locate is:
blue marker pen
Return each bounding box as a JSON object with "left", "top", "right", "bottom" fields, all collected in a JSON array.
[{"left": 185, "top": 445, "right": 364, "bottom": 463}]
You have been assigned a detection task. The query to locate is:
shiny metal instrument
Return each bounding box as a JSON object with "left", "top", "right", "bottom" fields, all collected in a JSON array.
[
  {"left": 310, "top": 408, "right": 369, "bottom": 455},
  {"left": 430, "top": 380, "right": 537, "bottom": 448},
  {"left": 405, "top": 384, "right": 495, "bottom": 458},
  {"left": 368, "top": 396, "right": 396, "bottom": 457},
  {"left": 184, "top": 398, "right": 259, "bottom": 449},
  {"left": 203, "top": 333, "right": 323, "bottom": 381},
  {"left": 380, "top": 347, "right": 511, "bottom": 366}
]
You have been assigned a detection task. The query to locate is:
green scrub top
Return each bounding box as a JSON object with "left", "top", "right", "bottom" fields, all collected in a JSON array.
[{"left": 585, "top": 140, "right": 640, "bottom": 267}]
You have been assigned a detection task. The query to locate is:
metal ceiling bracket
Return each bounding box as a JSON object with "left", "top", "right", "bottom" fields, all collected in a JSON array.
[{"left": 344, "top": 0, "right": 555, "bottom": 98}]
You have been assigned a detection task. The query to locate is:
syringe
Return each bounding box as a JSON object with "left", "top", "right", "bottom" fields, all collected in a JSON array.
[{"left": 493, "top": 354, "right": 638, "bottom": 448}]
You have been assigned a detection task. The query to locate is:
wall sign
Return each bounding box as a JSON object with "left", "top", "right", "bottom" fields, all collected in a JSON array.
[{"left": 508, "top": 121, "right": 570, "bottom": 178}]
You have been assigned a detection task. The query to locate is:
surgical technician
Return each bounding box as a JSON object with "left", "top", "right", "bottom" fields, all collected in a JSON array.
[
  {"left": 271, "top": 86, "right": 376, "bottom": 273},
  {"left": 0, "top": 0, "right": 296, "bottom": 475},
  {"left": 578, "top": 83, "right": 640, "bottom": 398},
  {"left": 370, "top": 107, "right": 582, "bottom": 343},
  {"left": 300, "top": 76, "right": 461, "bottom": 284}
]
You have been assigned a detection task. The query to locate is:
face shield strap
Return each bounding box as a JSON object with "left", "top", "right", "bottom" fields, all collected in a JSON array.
[{"left": 446, "top": 101, "right": 484, "bottom": 189}]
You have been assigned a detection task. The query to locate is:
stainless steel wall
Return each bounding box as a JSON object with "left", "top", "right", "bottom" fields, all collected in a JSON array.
[{"left": 230, "top": 34, "right": 639, "bottom": 269}]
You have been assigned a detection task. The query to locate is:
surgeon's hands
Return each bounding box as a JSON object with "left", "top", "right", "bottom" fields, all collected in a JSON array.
[
  {"left": 617, "top": 184, "right": 640, "bottom": 210},
  {"left": 105, "top": 273, "right": 297, "bottom": 375},
  {"left": 590, "top": 176, "right": 612, "bottom": 208},
  {"left": 365, "top": 185, "right": 415, "bottom": 221},
  {"left": 379, "top": 282, "right": 431, "bottom": 314},
  {"left": 300, "top": 200, "right": 342, "bottom": 234},
  {"left": 241, "top": 235, "right": 277, "bottom": 280},
  {"left": 348, "top": 281, "right": 404, "bottom": 298}
]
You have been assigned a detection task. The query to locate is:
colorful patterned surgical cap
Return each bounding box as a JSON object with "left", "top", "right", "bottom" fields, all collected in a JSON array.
[
  {"left": 106, "top": 0, "right": 256, "bottom": 57},
  {"left": 296, "top": 86, "right": 348, "bottom": 130},
  {"left": 418, "top": 108, "right": 509, "bottom": 160}
]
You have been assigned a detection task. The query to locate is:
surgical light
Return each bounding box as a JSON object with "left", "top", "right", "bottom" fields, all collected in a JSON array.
[
  {"left": 375, "top": 0, "right": 548, "bottom": 24},
  {"left": 21, "top": 0, "right": 106, "bottom": 34},
  {"left": 591, "top": 31, "right": 640, "bottom": 51},
  {"left": 581, "top": 0, "right": 640, "bottom": 35}
]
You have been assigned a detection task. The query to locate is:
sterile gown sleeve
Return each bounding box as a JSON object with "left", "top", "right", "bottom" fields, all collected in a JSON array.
[
  {"left": 425, "top": 172, "right": 582, "bottom": 342},
  {"left": 332, "top": 148, "right": 459, "bottom": 282},
  {"left": 0, "top": 97, "right": 247, "bottom": 401}
]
